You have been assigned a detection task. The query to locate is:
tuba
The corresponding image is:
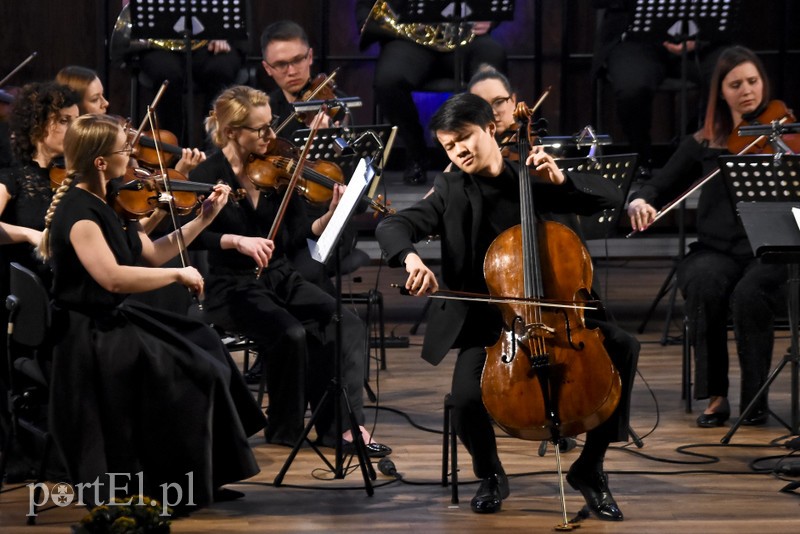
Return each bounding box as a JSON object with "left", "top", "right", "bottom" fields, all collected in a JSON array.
[
  {"left": 359, "top": 0, "right": 476, "bottom": 53},
  {"left": 109, "top": 5, "right": 209, "bottom": 62}
]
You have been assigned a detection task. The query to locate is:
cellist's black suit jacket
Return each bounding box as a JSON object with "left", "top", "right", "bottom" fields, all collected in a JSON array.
[{"left": 376, "top": 160, "right": 623, "bottom": 365}]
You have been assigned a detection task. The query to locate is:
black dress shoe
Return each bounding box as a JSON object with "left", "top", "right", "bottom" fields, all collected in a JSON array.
[
  {"left": 403, "top": 162, "right": 428, "bottom": 185},
  {"left": 342, "top": 440, "right": 393, "bottom": 458},
  {"left": 696, "top": 410, "right": 730, "bottom": 428},
  {"left": 740, "top": 409, "right": 769, "bottom": 426},
  {"left": 470, "top": 472, "right": 510, "bottom": 514},
  {"left": 566, "top": 464, "right": 623, "bottom": 521}
]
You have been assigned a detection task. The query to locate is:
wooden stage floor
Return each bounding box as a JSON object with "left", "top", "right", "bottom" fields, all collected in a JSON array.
[{"left": 1, "top": 260, "right": 799, "bottom": 533}]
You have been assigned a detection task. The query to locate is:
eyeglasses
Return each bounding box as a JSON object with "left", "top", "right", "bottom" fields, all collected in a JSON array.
[
  {"left": 109, "top": 142, "right": 133, "bottom": 156},
  {"left": 264, "top": 49, "right": 311, "bottom": 73},
  {"left": 240, "top": 117, "right": 280, "bottom": 138},
  {"left": 490, "top": 95, "right": 513, "bottom": 111}
]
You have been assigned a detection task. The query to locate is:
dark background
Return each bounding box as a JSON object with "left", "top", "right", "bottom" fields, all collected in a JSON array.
[{"left": 1, "top": 1, "right": 798, "bottom": 155}]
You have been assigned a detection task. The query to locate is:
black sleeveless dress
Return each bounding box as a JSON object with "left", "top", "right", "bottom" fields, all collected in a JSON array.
[{"left": 47, "top": 187, "right": 265, "bottom": 507}]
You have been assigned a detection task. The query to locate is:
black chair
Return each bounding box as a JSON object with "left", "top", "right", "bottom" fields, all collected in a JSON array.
[{"left": 0, "top": 263, "right": 53, "bottom": 524}]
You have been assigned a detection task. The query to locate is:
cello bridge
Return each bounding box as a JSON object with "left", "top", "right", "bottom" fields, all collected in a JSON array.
[{"left": 518, "top": 323, "right": 556, "bottom": 344}]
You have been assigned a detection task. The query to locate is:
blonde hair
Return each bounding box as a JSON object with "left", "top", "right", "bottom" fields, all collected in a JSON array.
[
  {"left": 205, "top": 85, "right": 270, "bottom": 148},
  {"left": 37, "top": 114, "right": 121, "bottom": 260}
]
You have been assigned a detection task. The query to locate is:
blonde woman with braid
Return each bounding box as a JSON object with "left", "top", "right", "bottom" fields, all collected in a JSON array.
[{"left": 40, "top": 114, "right": 265, "bottom": 510}]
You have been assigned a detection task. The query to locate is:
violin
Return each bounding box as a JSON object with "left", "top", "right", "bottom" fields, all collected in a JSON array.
[
  {"left": 245, "top": 138, "right": 392, "bottom": 215},
  {"left": 132, "top": 128, "right": 184, "bottom": 169},
  {"left": 727, "top": 100, "right": 800, "bottom": 154},
  {"left": 109, "top": 166, "right": 237, "bottom": 219},
  {"left": 49, "top": 157, "right": 68, "bottom": 189},
  {"left": 274, "top": 70, "right": 342, "bottom": 134}
]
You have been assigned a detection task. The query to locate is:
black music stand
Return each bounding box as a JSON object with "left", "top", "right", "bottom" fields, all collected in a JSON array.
[
  {"left": 556, "top": 153, "right": 638, "bottom": 241},
  {"left": 129, "top": 0, "right": 248, "bottom": 146},
  {"left": 274, "top": 158, "right": 378, "bottom": 494},
  {"left": 395, "top": 0, "right": 515, "bottom": 88},
  {"left": 717, "top": 155, "right": 800, "bottom": 442},
  {"left": 629, "top": 0, "right": 741, "bottom": 342},
  {"left": 293, "top": 125, "right": 396, "bottom": 199}
]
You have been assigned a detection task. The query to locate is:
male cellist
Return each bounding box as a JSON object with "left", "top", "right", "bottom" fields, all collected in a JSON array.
[{"left": 376, "top": 93, "right": 639, "bottom": 520}]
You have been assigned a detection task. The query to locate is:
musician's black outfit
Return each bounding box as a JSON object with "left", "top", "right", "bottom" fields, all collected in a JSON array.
[
  {"left": 592, "top": 0, "right": 727, "bottom": 169},
  {"left": 190, "top": 151, "right": 370, "bottom": 447},
  {"left": 47, "top": 186, "right": 265, "bottom": 508},
  {"left": 268, "top": 84, "right": 352, "bottom": 297},
  {"left": 629, "top": 136, "right": 787, "bottom": 423},
  {"left": 356, "top": 0, "right": 507, "bottom": 184},
  {"left": 376, "top": 160, "right": 639, "bottom": 518}
]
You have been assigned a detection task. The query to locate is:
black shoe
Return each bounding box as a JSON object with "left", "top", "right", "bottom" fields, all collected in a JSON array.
[
  {"left": 470, "top": 471, "right": 510, "bottom": 514},
  {"left": 403, "top": 162, "right": 428, "bottom": 185},
  {"left": 566, "top": 464, "right": 623, "bottom": 521},
  {"left": 342, "top": 440, "right": 392, "bottom": 458},
  {"left": 740, "top": 409, "right": 769, "bottom": 426},
  {"left": 696, "top": 409, "right": 730, "bottom": 428}
]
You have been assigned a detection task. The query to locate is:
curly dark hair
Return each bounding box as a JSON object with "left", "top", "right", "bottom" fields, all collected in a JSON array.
[{"left": 9, "top": 81, "right": 79, "bottom": 164}]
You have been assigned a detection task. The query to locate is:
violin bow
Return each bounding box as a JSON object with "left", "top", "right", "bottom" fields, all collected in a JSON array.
[
  {"left": 626, "top": 114, "right": 793, "bottom": 238},
  {"left": 0, "top": 51, "right": 37, "bottom": 87},
  {"left": 256, "top": 110, "right": 327, "bottom": 279},
  {"left": 272, "top": 68, "right": 339, "bottom": 136},
  {"left": 144, "top": 105, "right": 199, "bottom": 306},
  {"left": 130, "top": 81, "right": 170, "bottom": 148},
  {"left": 390, "top": 285, "right": 599, "bottom": 311}
]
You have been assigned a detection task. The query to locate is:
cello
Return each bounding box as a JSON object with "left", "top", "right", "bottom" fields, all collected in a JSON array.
[{"left": 479, "top": 109, "right": 622, "bottom": 528}]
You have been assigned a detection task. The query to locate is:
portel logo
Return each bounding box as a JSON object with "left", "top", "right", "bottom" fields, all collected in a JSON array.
[{"left": 27, "top": 471, "right": 195, "bottom": 517}]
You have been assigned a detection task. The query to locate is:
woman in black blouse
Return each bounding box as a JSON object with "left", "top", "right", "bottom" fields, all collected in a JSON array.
[
  {"left": 190, "top": 85, "right": 390, "bottom": 457},
  {"left": 627, "top": 46, "right": 788, "bottom": 428}
]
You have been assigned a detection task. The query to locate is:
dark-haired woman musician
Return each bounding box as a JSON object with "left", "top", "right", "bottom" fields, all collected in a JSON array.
[{"left": 627, "top": 46, "right": 788, "bottom": 428}]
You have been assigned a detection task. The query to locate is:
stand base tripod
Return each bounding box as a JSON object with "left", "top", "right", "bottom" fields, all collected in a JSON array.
[{"left": 273, "top": 380, "right": 376, "bottom": 495}]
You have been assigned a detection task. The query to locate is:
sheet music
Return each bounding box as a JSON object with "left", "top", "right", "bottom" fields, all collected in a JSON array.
[
  {"left": 308, "top": 158, "right": 374, "bottom": 264},
  {"left": 793, "top": 207, "right": 800, "bottom": 233}
]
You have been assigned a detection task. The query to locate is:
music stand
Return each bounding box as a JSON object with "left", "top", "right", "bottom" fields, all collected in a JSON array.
[
  {"left": 717, "top": 155, "right": 800, "bottom": 442},
  {"left": 556, "top": 153, "right": 638, "bottom": 241},
  {"left": 274, "top": 159, "right": 378, "bottom": 494},
  {"left": 293, "top": 125, "right": 396, "bottom": 199},
  {"left": 628, "top": 0, "right": 742, "bottom": 342},
  {"left": 394, "top": 0, "right": 515, "bottom": 88},
  {"left": 129, "top": 0, "right": 248, "bottom": 146}
]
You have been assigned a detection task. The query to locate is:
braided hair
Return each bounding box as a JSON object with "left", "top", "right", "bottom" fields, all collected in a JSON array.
[{"left": 38, "top": 114, "right": 121, "bottom": 260}]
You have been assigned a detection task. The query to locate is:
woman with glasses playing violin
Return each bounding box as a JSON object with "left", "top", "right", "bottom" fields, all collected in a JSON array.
[
  {"left": 38, "top": 113, "right": 264, "bottom": 510},
  {"left": 189, "top": 85, "right": 391, "bottom": 457}
]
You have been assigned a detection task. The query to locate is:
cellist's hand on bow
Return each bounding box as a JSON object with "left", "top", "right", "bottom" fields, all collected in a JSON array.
[
  {"left": 403, "top": 253, "right": 439, "bottom": 296},
  {"left": 526, "top": 145, "right": 565, "bottom": 185},
  {"left": 627, "top": 198, "right": 657, "bottom": 231}
]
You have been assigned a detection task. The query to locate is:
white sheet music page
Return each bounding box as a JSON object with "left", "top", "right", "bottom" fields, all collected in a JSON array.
[
  {"left": 307, "top": 158, "right": 374, "bottom": 264},
  {"left": 792, "top": 207, "right": 800, "bottom": 233}
]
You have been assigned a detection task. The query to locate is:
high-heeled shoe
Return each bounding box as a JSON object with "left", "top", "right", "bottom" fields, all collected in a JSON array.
[{"left": 696, "top": 409, "right": 730, "bottom": 428}]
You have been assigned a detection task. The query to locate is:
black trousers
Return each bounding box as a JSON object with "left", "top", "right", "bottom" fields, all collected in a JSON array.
[
  {"left": 138, "top": 48, "right": 243, "bottom": 144},
  {"left": 604, "top": 41, "right": 723, "bottom": 164},
  {"left": 449, "top": 319, "right": 639, "bottom": 479},
  {"left": 203, "top": 258, "right": 367, "bottom": 443},
  {"left": 373, "top": 36, "right": 506, "bottom": 166},
  {"left": 677, "top": 245, "right": 787, "bottom": 413}
]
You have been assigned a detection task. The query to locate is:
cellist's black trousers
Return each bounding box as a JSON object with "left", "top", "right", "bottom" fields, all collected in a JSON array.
[{"left": 450, "top": 319, "right": 639, "bottom": 479}]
